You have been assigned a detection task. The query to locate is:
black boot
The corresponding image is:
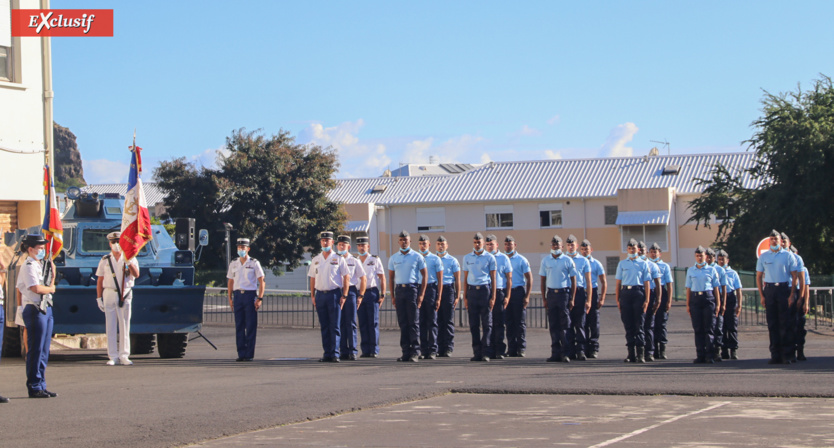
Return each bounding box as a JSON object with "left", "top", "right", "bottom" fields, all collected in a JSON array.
[
  {"left": 797, "top": 347, "right": 806, "bottom": 361},
  {"left": 721, "top": 348, "right": 730, "bottom": 360},
  {"left": 624, "top": 346, "right": 636, "bottom": 363},
  {"left": 730, "top": 348, "right": 738, "bottom": 360},
  {"left": 636, "top": 346, "right": 646, "bottom": 363},
  {"left": 657, "top": 343, "right": 667, "bottom": 360}
]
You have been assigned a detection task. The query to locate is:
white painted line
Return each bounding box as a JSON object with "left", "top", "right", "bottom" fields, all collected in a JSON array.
[{"left": 588, "top": 401, "right": 730, "bottom": 448}]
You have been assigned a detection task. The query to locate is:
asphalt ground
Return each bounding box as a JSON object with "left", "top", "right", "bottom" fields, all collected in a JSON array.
[{"left": 0, "top": 303, "right": 832, "bottom": 448}]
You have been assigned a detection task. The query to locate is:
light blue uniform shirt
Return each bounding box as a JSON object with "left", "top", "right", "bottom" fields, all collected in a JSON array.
[
  {"left": 655, "top": 260, "right": 673, "bottom": 286},
  {"left": 418, "top": 252, "right": 444, "bottom": 284},
  {"left": 438, "top": 253, "right": 461, "bottom": 286},
  {"left": 568, "top": 253, "right": 592, "bottom": 289},
  {"left": 724, "top": 266, "right": 742, "bottom": 293},
  {"left": 685, "top": 265, "right": 721, "bottom": 292},
  {"left": 587, "top": 256, "right": 605, "bottom": 289},
  {"left": 642, "top": 256, "right": 663, "bottom": 290},
  {"left": 462, "top": 251, "right": 497, "bottom": 286},
  {"left": 492, "top": 251, "right": 513, "bottom": 289},
  {"left": 803, "top": 268, "right": 810, "bottom": 288},
  {"left": 539, "top": 254, "right": 577, "bottom": 289},
  {"left": 615, "top": 257, "right": 651, "bottom": 286},
  {"left": 709, "top": 263, "right": 727, "bottom": 288},
  {"left": 388, "top": 249, "right": 427, "bottom": 284},
  {"left": 790, "top": 253, "right": 805, "bottom": 288},
  {"left": 508, "top": 252, "right": 531, "bottom": 288},
  {"left": 756, "top": 248, "right": 799, "bottom": 284}
]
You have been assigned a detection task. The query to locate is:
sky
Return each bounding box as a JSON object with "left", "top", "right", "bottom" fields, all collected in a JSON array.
[{"left": 48, "top": 1, "right": 834, "bottom": 184}]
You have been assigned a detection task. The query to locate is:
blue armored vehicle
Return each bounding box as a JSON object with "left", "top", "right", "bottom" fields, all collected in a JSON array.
[{"left": 2, "top": 190, "right": 206, "bottom": 358}]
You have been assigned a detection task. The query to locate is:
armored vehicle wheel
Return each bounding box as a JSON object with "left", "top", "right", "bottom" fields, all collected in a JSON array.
[
  {"left": 157, "top": 333, "right": 188, "bottom": 358},
  {"left": 1, "top": 326, "right": 23, "bottom": 358},
  {"left": 130, "top": 334, "right": 156, "bottom": 355}
]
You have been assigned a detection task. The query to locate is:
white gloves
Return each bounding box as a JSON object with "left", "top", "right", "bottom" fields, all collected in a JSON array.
[{"left": 97, "top": 297, "right": 105, "bottom": 312}]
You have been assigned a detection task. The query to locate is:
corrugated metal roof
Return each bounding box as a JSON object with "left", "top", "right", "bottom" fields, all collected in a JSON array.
[
  {"left": 83, "top": 183, "right": 166, "bottom": 205},
  {"left": 326, "top": 176, "right": 449, "bottom": 204},
  {"left": 615, "top": 210, "right": 670, "bottom": 226},
  {"left": 345, "top": 220, "right": 370, "bottom": 232},
  {"left": 382, "top": 153, "right": 760, "bottom": 205}
]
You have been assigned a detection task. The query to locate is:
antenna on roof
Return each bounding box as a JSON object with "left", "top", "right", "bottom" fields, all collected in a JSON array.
[
  {"left": 650, "top": 139, "right": 671, "bottom": 156},
  {"left": 429, "top": 155, "right": 437, "bottom": 164}
]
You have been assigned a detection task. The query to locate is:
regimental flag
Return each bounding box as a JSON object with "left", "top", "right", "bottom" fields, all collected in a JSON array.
[
  {"left": 120, "top": 133, "right": 152, "bottom": 260},
  {"left": 42, "top": 165, "right": 64, "bottom": 259}
]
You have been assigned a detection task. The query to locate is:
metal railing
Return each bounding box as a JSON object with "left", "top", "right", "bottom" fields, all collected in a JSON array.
[{"left": 204, "top": 288, "right": 551, "bottom": 329}]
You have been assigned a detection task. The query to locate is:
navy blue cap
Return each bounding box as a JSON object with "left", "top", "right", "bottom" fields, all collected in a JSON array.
[
  {"left": 356, "top": 236, "right": 369, "bottom": 244},
  {"left": 319, "top": 231, "right": 334, "bottom": 240},
  {"left": 337, "top": 235, "right": 351, "bottom": 244}
]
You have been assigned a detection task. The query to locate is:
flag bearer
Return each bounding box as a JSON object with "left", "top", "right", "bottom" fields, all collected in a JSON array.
[
  {"left": 615, "top": 238, "right": 651, "bottom": 363},
  {"left": 96, "top": 231, "right": 141, "bottom": 366},
  {"left": 356, "top": 236, "right": 386, "bottom": 358}
]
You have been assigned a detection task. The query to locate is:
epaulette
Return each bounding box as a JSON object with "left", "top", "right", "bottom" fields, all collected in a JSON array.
[
  {"left": 102, "top": 254, "right": 111, "bottom": 260},
  {"left": 249, "top": 258, "right": 258, "bottom": 263},
  {"left": 372, "top": 255, "right": 378, "bottom": 258}
]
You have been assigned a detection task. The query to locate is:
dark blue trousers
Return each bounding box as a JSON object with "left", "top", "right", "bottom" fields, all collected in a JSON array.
[
  {"left": 467, "top": 285, "right": 492, "bottom": 359},
  {"left": 395, "top": 284, "right": 420, "bottom": 358},
  {"left": 436, "top": 284, "right": 457, "bottom": 354},
  {"left": 23, "top": 304, "right": 53, "bottom": 393},
  {"left": 653, "top": 287, "right": 670, "bottom": 349},
  {"left": 712, "top": 313, "right": 724, "bottom": 356},
  {"left": 567, "top": 287, "right": 587, "bottom": 357},
  {"left": 358, "top": 287, "right": 380, "bottom": 356},
  {"left": 316, "top": 288, "right": 342, "bottom": 359},
  {"left": 584, "top": 287, "right": 600, "bottom": 354},
  {"left": 233, "top": 290, "right": 258, "bottom": 359},
  {"left": 339, "top": 286, "right": 358, "bottom": 357},
  {"left": 619, "top": 287, "right": 646, "bottom": 348},
  {"left": 506, "top": 286, "right": 527, "bottom": 355},
  {"left": 488, "top": 288, "right": 507, "bottom": 358},
  {"left": 722, "top": 290, "right": 739, "bottom": 350},
  {"left": 689, "top": 291, "right": 716, "bottom": 360},
  {"left": 764, "top": 283, "right": 791, "bottom": 361},
  {"left": 643, "top": 289, "right": 658, "bottom": 356},
  {"left": 546, "top": 288, "right": 571, "bottom": 358},
  {"left": 419, "top": 283, "right": 439, "bottom": 356},
  {"left": 789, "top": 291, "right": 806, "bottom": 351}
]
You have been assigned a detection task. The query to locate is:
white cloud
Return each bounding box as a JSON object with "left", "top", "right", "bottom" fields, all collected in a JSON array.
[
  {"left": 598, "top": 122, "right": 639, "bottom": 157},
  {"left": 544, "top": 150, "right": 562, "bottom": 159},
  {"left": 547, "top": 115, "right": 561, "bottom": 125},
  {"left": 479, "top": 153, "right": 492, "bottom": 164},
  {"left": 82, "top": 159, "right": 131, "bottom": 184},
  {"left": 191, "top": 146, "right": 230, "bottom": 169},
  {"left": 301, "top": 119, "right": 391, "bottom": 177},
  {"left": 517, "top": 124, "right": 542, "bottom": 137},
  {"left": 401, "top": 134, "right": 487, "bottom": 165}
]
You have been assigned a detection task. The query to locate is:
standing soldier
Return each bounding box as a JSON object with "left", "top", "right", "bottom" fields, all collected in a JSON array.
[
  {"left": 388, "top": 231, "right": 428, "bottom": 363},
  {"left": 16, "top": 235, "right": 57, "bottom": 398},
  {"left": 504, "top": 236, "right": 532, "bottom": 358},
  {"left": 462, "top": 232, "right": 497, "bottom": 362},
  {"left": 226, "top": 238, "right": 266, "bottom": 362},
  {"left": 417, "top": 234, "right": 444, "bottom": 360},
  {"left": 436, "top": 236, "right": 461, "bottom": 358},
  {"left": 648, "top": 243, "right": 673, "bottom": 360},
  {"left": 716, "top": 250, "right": 742, "bottom": 360},
  {"left": 356, "top": 236, "right": 386, "bottom": 358},
  {"left": 756, "top": 230, "right": 800, "bottom": 364},
  {"left": 565, "top": 235, "right": 592, "bottom": 361},
  {"left": 686, "top": 246, "right": 721, "bottom": 364},
  {"left": 485, "top": 234, "right": 512, "bottom": 360},
  {"left": 637, "top": 241, "right": 662, "bottom": 362},
  {"left": 615, "top": 238, "right": 651, "bottom": 363},
  {"left": 705, "top": 248, "right": 727, "bottom": 362},
  {"left": 309, "top": 231, "right": 351, "bottom": 363},
  {"left": 0, "top": 255, "right": 7, "bottom": 402},
  {"left": 781, "top": 234, "right": 805, "bottom": 362},
  {"left": 790, "top": 246, "right": 810, "bottom": 361},
  {"left": 539, "top": 235, "right": 577, "bottom": 363},
  {"left": 337, "top": 235, "right": 366, "bottom": 361},
  {"left": 580, "top": 239, "right": 607, "bottom": 359},
  {"left": 95, "top": 231, "right": 140, "bottom": 366}
]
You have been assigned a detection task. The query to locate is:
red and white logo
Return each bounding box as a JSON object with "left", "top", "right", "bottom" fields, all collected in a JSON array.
[{"left": 11, "top": 9, "right": 113, "bottom": 37}]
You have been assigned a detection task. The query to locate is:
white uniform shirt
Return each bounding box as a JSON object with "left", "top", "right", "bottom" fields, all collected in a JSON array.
[
  {"left": 308, "top": 251, "right": 349, "bottom": 291},
  {"left": 344, "top": 253, "right": 366, "bottom": 288},
  {"left": 360, "top": 254, "right": 385, "bottom": 289},
  {"left": 16, "top": 256, "right": 47, "bottom": 306},
  {"left": 96, "top": 254, "right": 140, "bottom": 296},
  {"left": 226, "top": 256, "right": 265, "bottom": 291}
]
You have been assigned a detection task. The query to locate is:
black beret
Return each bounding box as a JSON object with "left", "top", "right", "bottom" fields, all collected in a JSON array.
[
  {"left": 551, "top": 235, "right": 562, "bottom": 244},
  {"left": 695, "top": 245, "right": 706, "bottom": 254},
  {"left": 637, "top": 241, "right": 647, "bottom": 249},
  {"left": 627, "top": 238, "right": 638, "bottom": 247},
  {"left": 485, "top": 234, "right": 497, "bottom": 242},
  {"left": 780, "top": 232, "right": 790, "bottom": 242},
  {"left": 717, "top": 249, "right": 728, "bottom": 258},
  {"left": 337, "top": 235, "right": 351, "bottom": 244},
  {"left": 649, "top": 242, "right": 662, "bottom": 251},
  {"left": 319, "top": 231, "right": 334, "bottom": 240},
  {"left": 418, "top": 234, "right": 430, "bottom": 242},
  {"left": 356, "top": 236, "right": 369, "bottom": 244},
  {"left": 769, "top": 229, "right": 780, "bottom": 238},
  {"left": 564, "top": 234, "right": 576, "bottom": 244},
  {"left": 705, "top": 247, "right": 716, "bottom": 256},
  {"left": 399, "top": 230, "right": 410, "bottom": 238},
  {"left": 436, "top": 235, "right": 447, "bottom": 242},
  {"left": 236, "top": 238, "right": 250, "bottom": 247},
  {"left": 580, "top": 239, "right": 591, "bottom": 247},
  {"left": 473, "top": 232, "right": 484, "bottom": 241},
  {"left": 505, "top": 235, "right": 515, "bottom": 243}
]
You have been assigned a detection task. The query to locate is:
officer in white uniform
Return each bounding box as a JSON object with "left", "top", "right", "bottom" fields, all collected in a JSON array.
[
  {"left": 16, "top": 234, "right": 58, "bottom": 398},
  {"left": 95, "top": 231, "right": 140, "bottom": 366},
  {"left": 356, "top": 236, "right": 386, "bottom": 358},
  {"left": 338, "top": 235, "right": 366, "bottom": 361},
  {"left": 226, "top": 238, "right": 266, "bottom": 362},
  {"left": 309, "top": 231, "right": 351, "bottom": 362}
]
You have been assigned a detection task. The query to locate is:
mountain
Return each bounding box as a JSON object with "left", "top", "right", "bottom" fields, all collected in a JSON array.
[{"left": 53, "top": 122, "right": 86, "bottom": 190}]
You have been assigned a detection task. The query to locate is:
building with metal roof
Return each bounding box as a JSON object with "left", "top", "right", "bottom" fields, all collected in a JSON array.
[
  {"left": 83, "top": 183, "right": 167, "bottom": 217},
  {"left": 386, "top": 163, "right": 480, "bottom": 177}
]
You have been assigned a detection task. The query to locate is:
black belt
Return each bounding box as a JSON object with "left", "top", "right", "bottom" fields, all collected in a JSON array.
[
  {"left": 468, "top": 285, "right": 489, "bottom": 290},
  {"left": 236, "top": 289, "right": 256, "bottom": 294},
  {"left": 693, "top": 291, "right": 714, "bottom": 297},
  {"left": 621, "top": 285, "right": 644, "bottom": 290},
  {"left": 765, "top": 282, "right": 787, "bottom": 287},
  {"left": 315, "top": 287, "right": 341, "bottom": 293},
  {"left": 396, "top": 283, "right": 418, "bottom": 288},
  {"left": 547, "top": 287, "right": 570, "bottom": 293}
]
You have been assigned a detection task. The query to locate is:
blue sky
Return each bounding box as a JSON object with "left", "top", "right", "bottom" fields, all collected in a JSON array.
[{"left": 49, "top": 1, "right": 834, "bottom": 183}]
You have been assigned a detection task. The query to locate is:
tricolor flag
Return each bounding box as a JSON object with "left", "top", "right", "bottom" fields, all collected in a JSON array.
[
  {"left": 42, "top": 165, "right": 63, "bottom": 259},
  {"left": 120, "top": 134, "right": 152, "bottom": 260}
]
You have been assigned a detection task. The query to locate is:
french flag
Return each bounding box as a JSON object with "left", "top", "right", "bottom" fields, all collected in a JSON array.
[
  {"left": 120, "top": 134, "right": 152, "bottom": 260},
  {"left": 42, "top": 165, "right": 63, "bottom": 259}
]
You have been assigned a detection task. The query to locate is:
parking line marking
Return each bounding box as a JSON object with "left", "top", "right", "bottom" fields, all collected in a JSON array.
[{"left": 588, "top": 401, "right": 730, "bottom": 448}]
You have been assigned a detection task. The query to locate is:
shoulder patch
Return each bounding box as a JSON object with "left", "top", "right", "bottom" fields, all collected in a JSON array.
[{"left": 372, "top": 255, "right": 378, "bottom": 258}]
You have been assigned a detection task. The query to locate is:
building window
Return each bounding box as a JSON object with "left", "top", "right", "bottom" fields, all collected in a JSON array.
[
  {"left": 604, "top": 206, "right": 618, "bottom": 225},
  {"left": 485, "top": 205, "right": 513, "bottom": 230},
  {"left": 416, "top": 207, "right": 445, "bottom": 232},
  {"left": 621, "top": 225, "right": 668, "bottom": 252},
  {"left": 538, "top": 203, "right": 563, "bottom": 228},
  {"left": 0, "top": 46, "right": 11, "bottom": 82},
  {"left": 606, "top": 256, "right": 619, "bottom": 276},
  {"left": 1, "top": 0, "right": 14, "bottom": 83}
]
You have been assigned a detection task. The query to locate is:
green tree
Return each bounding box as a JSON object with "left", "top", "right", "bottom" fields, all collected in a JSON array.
[
  {"left": 687, "top": 75, "right": 834, "bottom": 273},
  {"left": 154, "top": 128, "right": 346, "bottom": 282}
]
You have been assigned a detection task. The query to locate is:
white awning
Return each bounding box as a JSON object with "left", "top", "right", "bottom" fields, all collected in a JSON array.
[
  {"left": 345, "top": 220, "right": 370, "bottom": 232},
  {"left": 615, "top": 210, "right": 670, "bottom": 226}
]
